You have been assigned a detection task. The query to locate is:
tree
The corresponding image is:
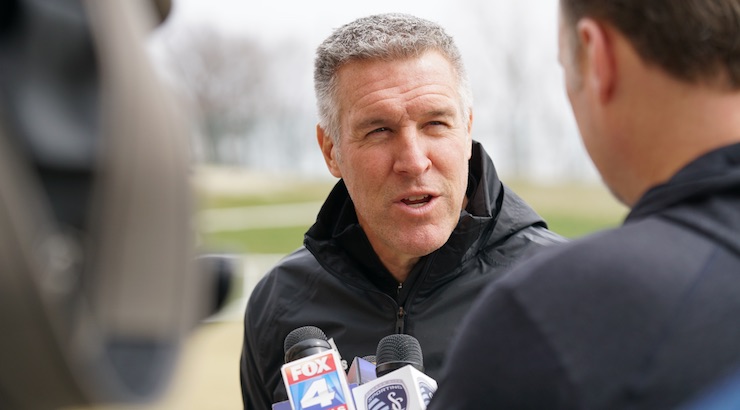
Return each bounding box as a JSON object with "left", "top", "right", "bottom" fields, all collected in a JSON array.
[{"left": 152, "top": 24, "right": 269, "bottom": 164}]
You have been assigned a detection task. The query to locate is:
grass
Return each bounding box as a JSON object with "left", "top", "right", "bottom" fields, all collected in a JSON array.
[
  {"left": 203, "top": 226, "right": 310, "bottom": 254},
  {"left": 506, "top": 180, "right": 628, "bottom": 238},
  {"left": 540, "top": 212, "right": 622, "bottom": 238},
  {"left": 195, "top": 179, "right": 334, "bottom": 209},
  {"left": 197, "top": 176, "right": 629, "bottom": 255}
]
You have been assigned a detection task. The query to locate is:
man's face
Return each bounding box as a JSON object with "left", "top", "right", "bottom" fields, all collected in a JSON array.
[{"left": 321, "top": 50, "right": 473, "bottom": 271}]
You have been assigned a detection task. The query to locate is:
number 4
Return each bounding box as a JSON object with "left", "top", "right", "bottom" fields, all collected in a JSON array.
[{"left": 300, "top": 379, "right": 336, "bottom": 408}]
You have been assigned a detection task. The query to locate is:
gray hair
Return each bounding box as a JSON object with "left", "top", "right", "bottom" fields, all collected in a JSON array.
[{"left": 314, "top": 13, "right": 473, "bottom": 143}]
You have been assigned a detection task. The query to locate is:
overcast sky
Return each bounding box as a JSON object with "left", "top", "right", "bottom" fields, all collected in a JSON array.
[
  {"left": 151, "top": 0, "right": 596, "bottom": 182},
  {"left": 169, "top": 1, "right": 502, "bottom": 37},
  {"left": 161, "top": 0, "right": 559, "bottom": 59}
]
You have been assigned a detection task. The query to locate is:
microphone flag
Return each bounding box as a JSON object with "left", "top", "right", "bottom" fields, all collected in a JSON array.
[
  {"left": 351, "top": 365, "right": 437, "bottom": 410},
  {"left": 281, "top": 349, "right": 356, "bottom": 410}
]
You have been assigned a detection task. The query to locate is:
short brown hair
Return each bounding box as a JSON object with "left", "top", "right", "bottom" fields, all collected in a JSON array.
[{"left": 560, "top": 0, "right": 740, "bottom": 89}]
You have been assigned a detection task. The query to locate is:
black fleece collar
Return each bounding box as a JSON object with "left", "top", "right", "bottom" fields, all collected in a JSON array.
[
  {"left": 304, "top": 141, "right": 544, "bottom": 298},
  {"left": 629, "top": 142, "right": 740, "bottom": 221}
]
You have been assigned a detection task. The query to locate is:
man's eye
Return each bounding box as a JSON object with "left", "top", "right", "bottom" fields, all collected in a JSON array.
[{"left": 368, "top": 127, "right": 390, "bottom": 135}]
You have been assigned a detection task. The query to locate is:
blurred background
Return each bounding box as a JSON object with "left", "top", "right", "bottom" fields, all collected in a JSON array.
[
  {"left": 82, "top": 0, "right": 627, "bottom": 408},
  {"left": 147, "top": 0, "right": 594, "bottom": 181}
]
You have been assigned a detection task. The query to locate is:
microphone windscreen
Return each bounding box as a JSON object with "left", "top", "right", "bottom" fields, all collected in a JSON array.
[
  {"left": 376, "top": 334, "right": 423, "bottom": 365},
  {"left": 362, "top": 355, "right": 377, "bottom": 365},
  {"left": 283, "top": 326, "right": 328, "bottom": 353}
]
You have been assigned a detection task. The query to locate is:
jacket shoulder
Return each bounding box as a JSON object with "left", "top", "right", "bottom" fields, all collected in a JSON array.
[
  {"left": 478, "top": 224, "right": 566, "bottom": 269},
  {"left": 245, "top": 247, "right": 322, "bottom": 322}
]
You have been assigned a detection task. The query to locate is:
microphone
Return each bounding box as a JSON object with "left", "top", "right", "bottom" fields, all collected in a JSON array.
[
  {"left": 347, "top": 356, "right": 377, "bottom": 386},
  {"left": 276, "top": 326, "right": 356, "bottom": 410},
  {"left": 284, "top": 326, "right": 333, "bottom": 363},
  {"left": 375, "top": 334, "right": 424, "bottom": 377},
  {"left": 352, "top": 334, "right": 437, "bottom": 410}
]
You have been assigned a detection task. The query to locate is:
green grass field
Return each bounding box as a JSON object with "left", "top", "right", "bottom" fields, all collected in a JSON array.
[
  {"left": 199, "top": 178, "right": 628, "bottom": 255},
  {"left": 508, "top": 181, "right": 628, "bottom": 238}
]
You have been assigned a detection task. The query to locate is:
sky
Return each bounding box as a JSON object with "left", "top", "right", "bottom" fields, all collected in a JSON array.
[
  {"left": 161, "top": 0, "right": 560, "bottom": 55},
  {"left": 150, "top": 0, "right": 596, "bottom": 182},
  {"left": 165, "top": 0, "right": 518, "bottom": 42}
]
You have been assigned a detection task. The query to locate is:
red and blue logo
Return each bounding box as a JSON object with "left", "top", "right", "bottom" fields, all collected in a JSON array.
[{"left": 284, "top": 351, "right": 352, "bottom": 410}]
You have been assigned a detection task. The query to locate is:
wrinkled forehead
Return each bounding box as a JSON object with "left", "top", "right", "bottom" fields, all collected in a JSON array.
[
  {"left": 334, "top": 51, "right": 462, "bottom": 94},
  {"left": 333, "top": 52, "right": 463, "bottom": 109}
]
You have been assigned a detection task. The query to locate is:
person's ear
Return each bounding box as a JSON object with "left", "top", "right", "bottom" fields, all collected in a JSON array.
[
  {"left": 317, "top": 124, "right": 342, "bottom": 178},
  {"left": 577, "top": 18, "right": 616, "bottom": 103}
]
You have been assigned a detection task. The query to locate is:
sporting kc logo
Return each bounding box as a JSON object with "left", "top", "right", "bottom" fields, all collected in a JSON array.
[
  {"left": 419, "top": 381, "right": 434, "bottom": 406},
  {"left": 366, "top": 383, "right": 408, "bottom": 410}
]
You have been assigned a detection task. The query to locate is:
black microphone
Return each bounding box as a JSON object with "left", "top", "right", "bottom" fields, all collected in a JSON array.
[
  {"left": 196, "top": 254, "right": 237, "bottom": 319},
  {"left": 283, "top": 325, "right": 333, "bottom": 363},
  {"left": 375, "top": 334, "right": 425, "bottom": 377},
  {"left": 276, "top": 326, "right": 356, "bottom": 410},
  {"left": 352, "top": 334, "right": 437, "bottom": 410}
]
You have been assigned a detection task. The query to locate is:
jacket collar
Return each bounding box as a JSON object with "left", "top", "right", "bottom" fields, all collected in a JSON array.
[
  {"left": 629, "top": 142, "right": 740, "bottom": 220},
  {"left": 305, "top": 141, "right": 547, "bottom": 294},
  {"left": 627, "top": 142, "right": 740, "bottom": 255}
]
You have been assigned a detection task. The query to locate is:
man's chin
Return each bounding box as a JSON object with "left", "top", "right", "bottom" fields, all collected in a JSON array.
[{"left": 397, "top": 230, "right": 453, "bottom": 257}]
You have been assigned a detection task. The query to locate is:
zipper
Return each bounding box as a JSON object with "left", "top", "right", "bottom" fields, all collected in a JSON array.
[
  {"left": 396, "top": 283, "right": 406, "bottom": 333},
  {"left": 395, "top": 254, "right": 435, "bottom": 335},
  {"left": 307, "top": 240, "right": 420, "bottom": 336},
  {"left": 396, "top": 306, "right": 406, "bottom": 334}
]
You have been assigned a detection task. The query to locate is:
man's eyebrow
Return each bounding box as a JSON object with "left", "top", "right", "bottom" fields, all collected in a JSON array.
[
  {"left": 423, "top": 109, "right": 457, "bottom": 118},
  {"left": 354, "top": 118, "right": 388, "bottom": 131},
  {"left": 353, "top": 108, "right": 458, "bottom": 130}
]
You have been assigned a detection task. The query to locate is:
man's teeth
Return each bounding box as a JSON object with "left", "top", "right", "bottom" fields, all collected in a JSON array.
[
  {"left": 403, "top": 195, "right": 431, "bottom": 207},
  {"left": 406, "top": 195, "right": 428, "bottom": 201}
]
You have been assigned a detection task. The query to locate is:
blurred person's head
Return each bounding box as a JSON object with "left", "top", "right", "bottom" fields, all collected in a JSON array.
[
  {"left": 558, "top": 0, "right": 740, "bottom": 206},
  {"left": 312, "top": 13, "right": 474, "bottom": 280}
]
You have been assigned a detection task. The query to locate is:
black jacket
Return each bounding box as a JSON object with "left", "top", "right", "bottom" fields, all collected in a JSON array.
[
  {"left": 429, "top": 142, "right": 740, "bottom": 410},
  {"left": 239, "top": 141, "right": 564, "bottom": 409}
]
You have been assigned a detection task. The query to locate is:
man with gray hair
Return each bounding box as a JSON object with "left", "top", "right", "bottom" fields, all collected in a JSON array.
[{"left": 239, "top": 13, "right": 563, "bottom": 408}]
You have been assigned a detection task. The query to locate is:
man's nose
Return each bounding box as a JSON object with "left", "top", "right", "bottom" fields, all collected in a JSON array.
[{"left": 392, "top": 128, "right": 432, "bottom": 176}]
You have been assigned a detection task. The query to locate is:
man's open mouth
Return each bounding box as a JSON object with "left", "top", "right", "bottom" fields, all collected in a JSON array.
[{"left": 401, "top": 195, "right": 432, "bottom": 208}]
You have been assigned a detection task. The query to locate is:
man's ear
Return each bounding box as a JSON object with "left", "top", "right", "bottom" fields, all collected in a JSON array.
[
  {"left": 317, "top": 124, "right": 342, "bottom": 178},
  {"left": 577, "top": 18, "right": 616, "bottom": 103}
]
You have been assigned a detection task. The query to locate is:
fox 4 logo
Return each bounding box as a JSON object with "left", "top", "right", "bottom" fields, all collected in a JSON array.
[
  {"left": 287, "top": 355, "right": 335, "bottom": 383},
  {"left": 282, "top": 351, "right": 355, "bottom": 410}
]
